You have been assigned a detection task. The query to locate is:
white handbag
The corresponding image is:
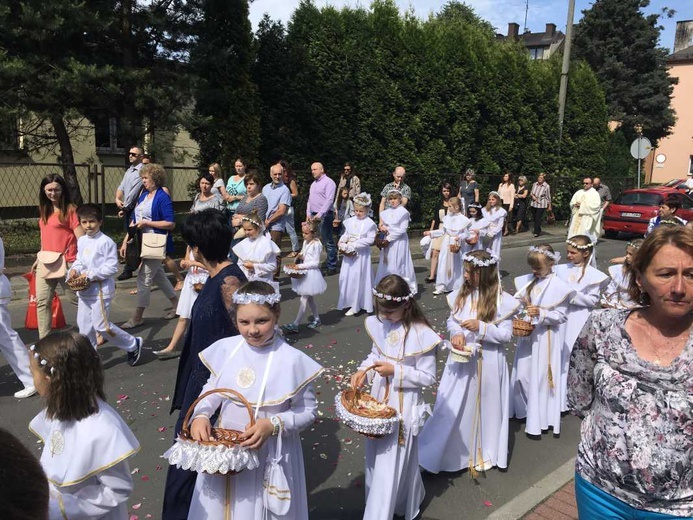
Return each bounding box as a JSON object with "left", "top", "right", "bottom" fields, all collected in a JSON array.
[
  {"left": 140, "top": 233, "right": 167, "bottom": 260},
  {"left": 262, "top": 423, "right": 291, "bottom": 516}
]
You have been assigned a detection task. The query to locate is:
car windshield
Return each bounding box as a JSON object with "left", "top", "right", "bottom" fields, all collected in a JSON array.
[
  {"left": 616, "top": 192, "right": 662, "bottom": 206},
  {"left": 663, "top": 179, "right": 681, "bottom": 187}
]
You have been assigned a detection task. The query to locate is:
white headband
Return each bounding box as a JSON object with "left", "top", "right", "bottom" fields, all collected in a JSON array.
[
  {"left": 528, "top": 245, "right": 561, "bottom": 262},
  {"left": 241, "top": 215, "right": 263, "bottom": 228},
  {"left": 232, "top": 292, "right": 281, "bottom": 306},
  {"left": 372, "top": 287, "right": 414, "bottom": 303}
]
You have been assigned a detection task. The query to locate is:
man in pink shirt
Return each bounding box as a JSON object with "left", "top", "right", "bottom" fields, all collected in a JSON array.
[{"left": 307, "top": 162, "right": 337, "bottom": 274}]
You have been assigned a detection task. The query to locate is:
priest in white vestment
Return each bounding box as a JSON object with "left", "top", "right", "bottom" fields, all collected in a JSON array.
[{"left": 567, "top": 178, "right": 602, "bottom": 240}]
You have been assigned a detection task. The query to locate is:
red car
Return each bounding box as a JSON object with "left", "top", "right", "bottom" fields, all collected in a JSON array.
[{"left": 602, "top": 187, "right": 693, "bottom": 237}]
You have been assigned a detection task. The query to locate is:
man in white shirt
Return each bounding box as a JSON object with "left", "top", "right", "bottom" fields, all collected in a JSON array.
[{"left": 114, "top": 146, "right": 144, "bottom": 280}]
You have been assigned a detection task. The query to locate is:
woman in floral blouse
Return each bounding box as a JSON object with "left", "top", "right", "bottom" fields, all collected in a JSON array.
[{"left": 567, "top": 226, "right": 693, "bottom": 519}]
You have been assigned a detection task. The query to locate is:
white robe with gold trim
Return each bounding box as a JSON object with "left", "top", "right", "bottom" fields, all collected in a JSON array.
[
  {"left": 29, "top": 400, "right": 140, "bottom": 520},
  {"left": 359, "top": 316, "right": 439, "bottom": 520},
  {"left": 431, "top": 213, "right": 471, "bottom": 293},
  {"left": 188, "top": 335, "right": 323, "bottom": 520},
  {"left": 510, "top": 274, "right": 575, "bottom": 435},
  {"left": 232, "top": 234, "right": 281, "bottom": 287},
  {"left": 554, "top": 263, "right": 609, "bottom": 411},
  {"left": 419, "top": 291, "right": 519, "bottom": 472},
  {"left": 337, "top": 216, "right": 377, "bottom": 313}
]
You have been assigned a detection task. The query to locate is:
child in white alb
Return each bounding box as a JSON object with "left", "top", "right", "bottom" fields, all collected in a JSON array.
[
  {"left": 338, "top": 193, "right": 378, "bottom": 316},
  {"left": 0, "top": 235, "right": 36, "bottom": 398},
  {"left": 510, "top": 245, "right": 575, "bottom": 436},
  {"left": 419, "top": 250, "right": 519, "bottom": 473},
  {"left": 428, "top": 196, "right": 470, "bottom": 295},
  {"left": 282, "top": 219, "right": 327, "bottom": 332},
  {"left": 28, "top": 331, "right": 140, "bottom": 519},
  {"left": 601, "top": 240, "right": 642, "bottom": 310},
  {"left": 481, "top": 192, "right": 507, "bottom": 260},
  {"left": 554, "top": 235, "right": 609, "bottom": 410},
  {"left": 182, "top": 281, "right": 323, "bottom": 519},
  {"left": 349, "top": 275, "right": 440, "bottom": 520},
  {"left": 374, "top": 190, "right": 417, "bottom": 294},
  {"left": 232, "top": 210, "right": 281, "bottom": 290},
  {"left": 67, "top": 204, "right": 143, "bottom": 367}
]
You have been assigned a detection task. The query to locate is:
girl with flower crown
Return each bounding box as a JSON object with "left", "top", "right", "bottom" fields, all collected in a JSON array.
[
  {"left": 232, "top": 209, "right": 281, "bottom": 290},
  {"left": 349, "top": 274, "right": 441, "bottom": 520},
  {"left": 554, "top": 235, "right": 609, "bottom": 411},
  {"left": 182, "top": 281, "right": 323, "bottom": 519},
  {"left": 510, "top": 244, "right": 575, "bottom": 436},
  {"left": 374, "top": 190, "right": 418, "bottom": 295},
  {"left": 601, "top": 240, "right": 642, "bottom": 310},
  {"left": 337, "top": 192, "right": 378, "bottom": 316},
  {"left": 426, "top": 196, "right": 471, "bottom": 295},
  {"left": 419, "top": 250, "right": 519, "bottom": 474},
  {"left": 481, "top": 192, "right": 507, "bottom": 259}
]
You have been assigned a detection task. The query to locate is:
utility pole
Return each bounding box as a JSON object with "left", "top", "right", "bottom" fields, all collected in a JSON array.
[{"left": 557, "top": 0, "right": 576, "bottom": 151}]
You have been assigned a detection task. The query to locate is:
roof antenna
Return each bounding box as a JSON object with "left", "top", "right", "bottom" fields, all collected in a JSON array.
[{"left": 523, "top": 0, "right": 529, "bottom": 32}]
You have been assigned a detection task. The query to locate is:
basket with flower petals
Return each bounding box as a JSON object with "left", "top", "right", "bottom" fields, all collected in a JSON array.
[
  {"left": 162, "top": 388, "right": 260, "bottom": 475},
  {"left": 335, "top": 365, "right": 399, "bottom": 439},
  {"left": 283, "top": 264, "right": 305, "bottom": 278},
  {"left": 512, "top": 317, "right": 535, "bottom": 337},
  {"left": 449, "top": 241, "right": 461, "bottom": 254},
  {"left": 465, "top": 232, "right": 479, "bottom": 246},
  {"left": 67, "top": 274, "right": 91, "bottom": 292}
]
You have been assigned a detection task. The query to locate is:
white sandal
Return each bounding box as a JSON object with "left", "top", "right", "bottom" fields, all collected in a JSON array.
[{"left": 121, "top": 319, "right": 144, "bottom": 329}]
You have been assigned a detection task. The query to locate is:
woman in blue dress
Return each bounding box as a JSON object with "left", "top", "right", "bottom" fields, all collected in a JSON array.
[{"left": 162, "top": 209, "right": 247, "bottom": 520}]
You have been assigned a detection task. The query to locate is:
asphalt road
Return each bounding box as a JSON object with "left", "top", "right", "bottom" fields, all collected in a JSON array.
[{"left": 0, "top": 236, "right": 628, "bottom": 520}]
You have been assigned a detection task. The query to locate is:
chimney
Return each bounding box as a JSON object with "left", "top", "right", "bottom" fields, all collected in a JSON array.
[
  {"left": 674, "top": 20, "right": 693, "bottom": 53},
  {"left": 507, "top": 22, "right": 520, "bottom": 41},
  {"left": 545, "top": 23, "right": 556, "bottom": 37}
]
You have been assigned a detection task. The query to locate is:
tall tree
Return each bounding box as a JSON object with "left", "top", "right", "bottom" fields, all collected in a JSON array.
[
  {"left": 573, "top": 0, "right": 676, "bottom": 145},
  {"left": 185, "top": 0, "right": 260, "bottom": 168}
]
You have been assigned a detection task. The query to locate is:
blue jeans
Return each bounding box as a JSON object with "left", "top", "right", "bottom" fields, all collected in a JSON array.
[
  {"left": 575, "top": 473, "right": 684, "bottom": 519},
  {"left": 313, "top": 211, "right": 337, "bottom": 270}
]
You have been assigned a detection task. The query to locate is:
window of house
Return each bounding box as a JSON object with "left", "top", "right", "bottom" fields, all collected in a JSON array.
[
  {"left": 528, "top": 47, "right": 545, "bottom": 60},
  {"left": 94, "top": 116, "right": 125, "bottom": 152},
  {"left": 689, "top": 155, "right": 693, "bottom": 175},
  {"left": 0, "top": 113, "right": 20, "bottom": 150}
]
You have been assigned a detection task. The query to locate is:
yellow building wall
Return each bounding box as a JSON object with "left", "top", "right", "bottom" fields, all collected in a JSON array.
[{"left": 650, "top": 61, "right": 693, "bottom": 183}]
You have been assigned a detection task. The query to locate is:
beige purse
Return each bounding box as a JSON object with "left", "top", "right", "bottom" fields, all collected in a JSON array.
[
  {"left": 140, "top": 233, "right": 167, "bottom": 260},
  {"left": 36, "top": 251, "right": 67, "bottom": 279}
]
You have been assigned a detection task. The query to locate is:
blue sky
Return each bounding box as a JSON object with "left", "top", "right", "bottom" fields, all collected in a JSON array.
[{"left": 248, "top": 0, "right": 693, "bottom": 52}]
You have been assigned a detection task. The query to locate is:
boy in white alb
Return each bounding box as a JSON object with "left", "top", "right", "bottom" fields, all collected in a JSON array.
[{"left": 68, "top": 204, "right": 143, "bottom": 366}]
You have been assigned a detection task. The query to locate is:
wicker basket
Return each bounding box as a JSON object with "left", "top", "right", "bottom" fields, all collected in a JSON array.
[
  {"left": 450, "top": 344, "right": 472, "bottom": 363},
  {"left": 512, "top": 318, "right": 535, "bottom": 337},
  {"left": 66, "top": 275, "right": 91, "bottom": 292},
  {"left": 162, "top": 388, "right": 260, "bottom": 475},
  {"left": 283, "top": 264, "right": 305, "bottom": 279},
  {"left": 449, "top": 242, "right": 461, "bottom": 254},
  {"left": 374, "top": 232, "right": 388, "bottom": 250},
  {"left": 465, "top": 232, "right": 479, "bottom": 246},
  {"left": 340, "top": 248, "right": 357, "bottom": 257},
  {"left": 335, "top": 365, "right": 399, "bottom": 439}
]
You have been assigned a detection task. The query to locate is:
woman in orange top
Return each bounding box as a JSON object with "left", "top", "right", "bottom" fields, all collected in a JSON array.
[{"left": 33, "top": 174, "right": 84, "bottom": 339}]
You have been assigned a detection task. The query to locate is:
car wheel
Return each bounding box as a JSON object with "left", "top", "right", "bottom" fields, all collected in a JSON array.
[{"left": 604, "top": 229, "right": 618, "bottom": 239}]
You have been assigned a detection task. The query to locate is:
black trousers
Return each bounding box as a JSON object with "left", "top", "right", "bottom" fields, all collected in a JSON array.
[
  {"left": 532, "top": 206, "right": 546, "bottom": 235},
  {"left": 123, "top": 208, "right": 140, "bottom": 273}
]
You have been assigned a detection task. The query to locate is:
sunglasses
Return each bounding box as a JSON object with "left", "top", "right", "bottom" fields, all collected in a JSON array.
[{"left": 129, "top": 152, "right": 140, "bottom": 157}]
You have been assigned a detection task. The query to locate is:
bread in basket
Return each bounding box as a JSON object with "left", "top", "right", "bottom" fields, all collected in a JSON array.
[
  {"left": 162, "top": 388, "right": 260, "bottom": 475},
  {"left": 335, "top": 365, "right": 399, "bottom": 439}
]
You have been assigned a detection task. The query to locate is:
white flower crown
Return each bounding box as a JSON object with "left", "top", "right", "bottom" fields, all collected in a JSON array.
[
  {"left": 565, "top": 239, "right": 593, "bottom": 250},
  {"left": 462, "top": 252, "right": 500, "bottom": 267},
  {"left": 372, "top": 287, "right": 414, "bottom": 302},
  {"left": 353, "top": 192, "right": 372, "bottom": 207},
  {"left": 29, "top": 345, "right": 55, "bottom": 375},
  {"left": 528, "top": 245, "right": 561, "bottom": 262},
  {"left": 627, "top": 241, "right": 642, "bottom": 250},
  {"left": 241, "top": 215, "right": 263, "bottom": 228},
  {"left": 232, "top": 292, "right": 281, "bottom": 306}
]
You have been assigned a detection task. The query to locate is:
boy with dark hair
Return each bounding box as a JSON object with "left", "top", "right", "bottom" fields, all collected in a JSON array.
[
  {"left": 646, "top": 195, "right": 687, "bottom": 236},
  {"left": 68, "top": 204, "right": 143, "bottom": 366}
]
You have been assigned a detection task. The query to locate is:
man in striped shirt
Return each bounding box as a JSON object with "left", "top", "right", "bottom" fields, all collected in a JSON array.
[{"left": 529, "top": 172, "right": 552, "bottom": 237}]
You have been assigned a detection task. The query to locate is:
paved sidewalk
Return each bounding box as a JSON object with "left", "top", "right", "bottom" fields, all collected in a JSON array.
[{"left": 522, "top": 481, "right": 578, "bottom": 520}]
